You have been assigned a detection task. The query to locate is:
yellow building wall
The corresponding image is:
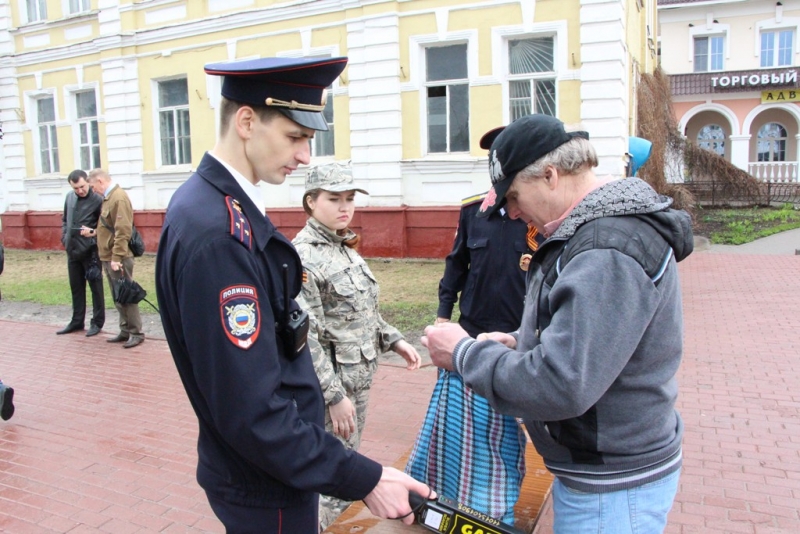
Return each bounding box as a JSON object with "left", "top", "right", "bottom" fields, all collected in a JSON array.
[
  {"left": 470, "top": 85, "right": 504, "bottom": 151},
  {"left": 333, "top": 95, "right": 352, "bottom": 160},
  {"left": 399, "top": 0, "right": 587, "bottom": 158},
  {"left": 558, "top": 80, "right": 582, "bottom": 127},
  {"left": 401, "top": 92, "right": 421, "bottom": 159},
  {"left": 137, "top": 45, "right": 224, "bottom": 171},
  {"left": 536, "top": 0, "right": 582, "bottom": 67},
  {"left": 16, "top": 55, "right": 104, "bottom": 174},
  {"left": 623, "top": 0, "right": 657, "bottom": 133}
]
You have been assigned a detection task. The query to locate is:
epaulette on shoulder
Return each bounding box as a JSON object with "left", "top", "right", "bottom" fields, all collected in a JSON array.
[
  {"left": 225, "top": 196, "right": 253, "bottom": 250},
  {"left": 461, "top": 192, "right": 488, "bottom": 207}
]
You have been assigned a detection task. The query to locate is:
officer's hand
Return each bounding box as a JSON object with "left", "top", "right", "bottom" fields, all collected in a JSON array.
[
  {"left": 329, "top": 396, "right": 356, "bottom": 439},
  {"left": 476, "top": 331, "right": 518, "bottom": 348},
  {"left": 421, "top": 322, "right": 470, "bottom": 371},
  {"left": 363, "top": 467, "right": 436, "bottom": 525},
  {"left": 434, "top": 317, "right": 450, "bottom": 325},
  {"left": 392, "top": 339, "right": 421, "bottom": 370}
]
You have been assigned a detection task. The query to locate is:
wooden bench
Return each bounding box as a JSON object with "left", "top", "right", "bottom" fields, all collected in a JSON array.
[{"left": 326, "top": 445, "right": 554, "bottom": 533}]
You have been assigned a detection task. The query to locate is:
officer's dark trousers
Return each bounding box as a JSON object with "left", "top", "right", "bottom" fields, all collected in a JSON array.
[
  {"left": 207, "top": 493, "right": 318, "bottom": 534},
  {"left": 67, "top": 255, "right": 105, "bottom": 328}
]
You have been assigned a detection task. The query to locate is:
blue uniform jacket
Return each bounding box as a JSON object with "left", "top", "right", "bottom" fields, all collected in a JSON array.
[
  {"left": 437, "top": 196, "right": 541, "bottom": 337},
  {"left": 156, "top": 153, "right": 382, "bottom": 509}
]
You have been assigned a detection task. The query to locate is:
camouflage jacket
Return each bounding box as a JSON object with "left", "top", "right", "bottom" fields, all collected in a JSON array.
[{"left": 293, "top": 217, "right": 403, "bottom": 406}]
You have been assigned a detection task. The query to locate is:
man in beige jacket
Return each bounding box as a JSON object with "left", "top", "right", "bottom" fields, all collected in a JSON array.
[{"left": 83, "top": 169, "right": 145, "bottom": 348}]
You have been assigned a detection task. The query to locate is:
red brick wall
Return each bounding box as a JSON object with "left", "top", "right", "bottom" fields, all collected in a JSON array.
[{"left": 1, "top": 207, "right": 461, "bottom": 259}]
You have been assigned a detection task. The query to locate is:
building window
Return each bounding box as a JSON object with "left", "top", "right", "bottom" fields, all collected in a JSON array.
[
  {"left": 158, "top": 78, "right": 191, "bottom": 166},
  {"left": 75, "top": 91, "right": 100, "bottom": 170},
  {"left": 37, "top": 96, "right": 59, "bottom": 174},
  {"left": 425, "top": 44, "right": 469, "bottom": 153},
  {"left": 694, "top": 36, "right": 724, "bottom": 72},
  {"left": 697, "top": 124, "right": 725, "bottom": 157},
  {"left": 760, "top": 29, "right": 794, "bottom": 68},
  {"left": 508, "top": 37, "right": 557, "bottom": 119},
  {"left": 757, "top": 123, "right": 787, "bottom": 162},
  {"left": 311, "top": 91, "right": 334, "bottom": 157},
  {"left": 25, "top": 0, "right": 47, "bottom": 22},
  {"left": 68, "top": 0, "right": 91, "bottom": 14}
]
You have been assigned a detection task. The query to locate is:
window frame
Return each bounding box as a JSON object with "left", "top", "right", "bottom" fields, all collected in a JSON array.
[
  {"left": 311, "top": 89, "right": 335, "bottom": 158},
  {"left": 757, "top": 122, "right": 788, "bottom": 162},
  {"left": 403, "top": 30, "right": 478, "bottom": 157},
  {"left": 423, "top": 42, "right": 470, "bottom": 154},
  {"left": 22, "top": 0, "right": 47, "bottom": 24},
  {"left": 760, "top": 28, "right": 795, "bottom": 68},
  {"left": 696, "top": 124, "right": 726, "bottom": 158},
  {"left": 154, "top": 76, "right": 192, "bottom": 168},
  {"left": 72, "top": 88, "right": 101, "bottom": 170},
  {"left": 505, "top": 35, "right": 558, "bottom": 120},
  {"left": 688, "top": 24, "right": 729, "bottom": 74},
  {"left": 33, "top": 94, "right": 60, "bottom": 175},
  {"left": 754, "top": 18, "right": 800, "bottom": 70},
  {"left": 693, "top": 35, "right": 725, "bottom": 72},
  {"left": 66, "top": 0, "right": 91, "bottom": 16},
  {"left": 492, "top": 23, "right": 568, "bottom": 126}
]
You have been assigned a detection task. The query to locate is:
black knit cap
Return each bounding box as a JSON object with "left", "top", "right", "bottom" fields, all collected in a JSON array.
[
  {"left": 477, "top": 114, "right": 589, "bottom": 218},
  {"left": 204, "top": 56, "right": 348, "bottom": 131}
]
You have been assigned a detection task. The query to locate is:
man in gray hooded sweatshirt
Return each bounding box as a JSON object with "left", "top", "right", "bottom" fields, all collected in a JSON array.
[{"left": 423, "top": 114, "right": 693, "bottom": 533}]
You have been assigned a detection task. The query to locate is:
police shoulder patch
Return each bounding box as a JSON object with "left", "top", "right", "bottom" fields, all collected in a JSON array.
[
  {"left": 220, "top": 285, "right": 260, "bottom": 350},
  {"left": 225, "top": 196, "right": 252, "bottom": 250}
]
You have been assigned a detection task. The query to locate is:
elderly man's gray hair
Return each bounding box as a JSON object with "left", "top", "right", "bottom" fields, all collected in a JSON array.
[{"left": 517, "top": 137, "right": 598, "bottom": 181}]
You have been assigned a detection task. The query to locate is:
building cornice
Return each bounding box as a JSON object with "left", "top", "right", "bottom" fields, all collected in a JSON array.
[
  {"left": 8, "top": 10, "right": 98, "bottom": 36},
  {"left": 2, "top": 0, "right": 522, "bottom": 69},
  {"left": 658, "top": 0, "right": 750, "bottom": 10}
]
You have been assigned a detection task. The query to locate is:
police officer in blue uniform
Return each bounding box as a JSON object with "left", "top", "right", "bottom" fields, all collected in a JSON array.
[
  {"left": 435, "top": 127, "right": 543, "bottom": 337},
  {"left": 156, "top": 57, "right": 432, "bottom": 534}
]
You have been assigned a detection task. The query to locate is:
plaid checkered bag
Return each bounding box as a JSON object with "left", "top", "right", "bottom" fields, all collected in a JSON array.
[{"left": 406, "top": 368, "right": 526, "bottom": 524}]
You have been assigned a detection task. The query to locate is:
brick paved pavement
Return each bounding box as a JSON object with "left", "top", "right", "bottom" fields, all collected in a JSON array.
[{"left": 0, "top": 250, "right": 799, "bottom": 533}]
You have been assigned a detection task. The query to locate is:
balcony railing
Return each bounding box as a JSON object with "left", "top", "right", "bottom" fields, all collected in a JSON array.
[{"left": 748, "top": 161, "right": 799, "bottom": 183}]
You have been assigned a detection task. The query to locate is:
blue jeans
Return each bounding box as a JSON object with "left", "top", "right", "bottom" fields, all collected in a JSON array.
[{"left": 552, "top": 469, "right": 680, "bottom": 534}]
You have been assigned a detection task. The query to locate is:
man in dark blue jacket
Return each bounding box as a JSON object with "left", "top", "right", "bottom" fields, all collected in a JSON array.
[{"left": 156, "top": 57, "right": 431, "bottom": 534}]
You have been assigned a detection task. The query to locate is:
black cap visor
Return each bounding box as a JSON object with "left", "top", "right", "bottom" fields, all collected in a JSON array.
[{"left": 278, "top": 108, "right": 329, "bottom": 131}]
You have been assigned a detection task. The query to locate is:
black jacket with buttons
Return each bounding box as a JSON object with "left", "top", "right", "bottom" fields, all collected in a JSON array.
[
  {"left": 437, "top": 195, "right": 541, "bottom": 338},
  {"left": 156, "top": 153, "right": 382, "bottom": 510}
]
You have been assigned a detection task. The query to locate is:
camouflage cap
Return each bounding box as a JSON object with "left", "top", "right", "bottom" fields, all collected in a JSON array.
[{"left": 305, "top": 162, "right": 369, "bottom": 195}]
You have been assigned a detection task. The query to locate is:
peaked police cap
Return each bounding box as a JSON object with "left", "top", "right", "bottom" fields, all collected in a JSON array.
[{"left": 204, "top": 57, "right": 348, "bottom": 131}]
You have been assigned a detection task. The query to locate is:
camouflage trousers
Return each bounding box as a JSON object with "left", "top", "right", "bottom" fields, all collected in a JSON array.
[{"left": 319, "top": 358, "right": 378, "bottom": 532}]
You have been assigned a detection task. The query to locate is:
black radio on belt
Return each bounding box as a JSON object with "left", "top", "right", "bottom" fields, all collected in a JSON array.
[
  {"left": 281, "top": 264, "right": 309, "bottom": 361},
  {"left": 409, "top": 492, "right": 525, "bottom": 534}
]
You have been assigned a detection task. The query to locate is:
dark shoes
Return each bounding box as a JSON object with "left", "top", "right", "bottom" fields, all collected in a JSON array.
[
  {"left": 0, "top": 384, "right": 14, "bottom": 421},
  {"left": 107, "top": 333, "right": 144, "bottom": 348},
  {"left": 85, "top": 325, "right": 102, "bottom": 337},
  {"left": 107, "top": 333, "right": 130, "bottom": 343},
  {"left": 123, "top": 336, "right": 144, "bottom": 349},
  {"left": 56, "top": 323, "right": 84, "bottom": 335}
]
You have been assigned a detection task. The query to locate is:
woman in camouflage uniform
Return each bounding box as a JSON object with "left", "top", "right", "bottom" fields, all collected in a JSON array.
[{"left": 293, "top": 162, "right": 422, "bottom": 531}]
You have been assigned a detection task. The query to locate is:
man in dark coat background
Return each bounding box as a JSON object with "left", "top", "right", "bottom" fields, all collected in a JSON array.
[{"left": 57, "top": 169, "right": 104, "bottom": 337}]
